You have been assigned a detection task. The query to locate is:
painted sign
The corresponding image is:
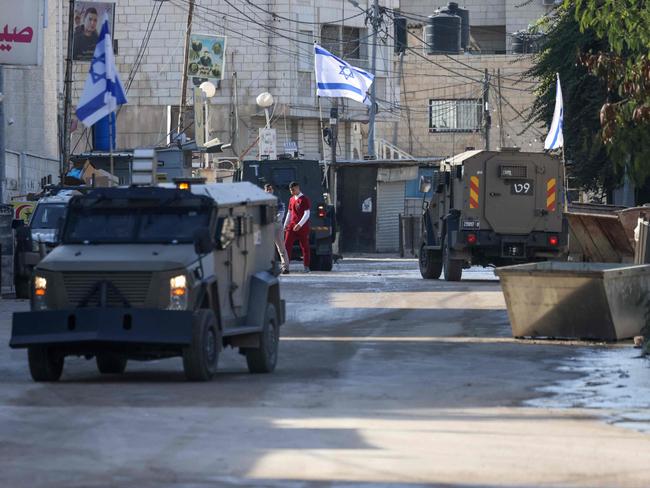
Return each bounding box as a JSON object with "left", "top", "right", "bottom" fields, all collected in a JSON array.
[
  {"left": 259, "top": 128, "right": 277, "bottom": 160},
  {"left": 12, "top": 201, "right": 36, "bottom": 222},
  {"left": 0, "top": 0, "right": 42, "bottom": 66},
  {"left": 187, "top": 34, "right": 226, "bottom": 84},
  {"left": 73, "top": 1, "right": 116, "bottom": 61}
]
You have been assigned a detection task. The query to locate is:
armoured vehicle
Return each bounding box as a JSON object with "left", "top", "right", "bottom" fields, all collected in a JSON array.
[
  {"left": 419, "top": 149, "right": 567, "bottom": 281},
  {"left": 13, "top": 189, "right": 82, "bottom": 299},
  {"left": 10, "top": 181, "right": 285, "bottom": 382},
  {"left": 237, "top": 159, "right": 336, "bottom": 271}
]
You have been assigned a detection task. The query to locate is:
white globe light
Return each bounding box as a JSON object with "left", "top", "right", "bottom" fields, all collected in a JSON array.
[
  {"left": 256, "top": 92, "right": 274, "bottom": 108},
  {"left": 199, "top": 81, "right": 217, "bottom": 98}
]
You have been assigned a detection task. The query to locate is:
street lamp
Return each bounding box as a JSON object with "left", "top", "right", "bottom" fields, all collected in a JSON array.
[{"left": 256, "top": 92, "right": 274, "bottom": 129}]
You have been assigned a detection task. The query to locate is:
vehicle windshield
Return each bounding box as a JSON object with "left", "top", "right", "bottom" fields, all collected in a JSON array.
[
  {"left": 63, "top": 207, "right": 210, "bottom": 244},
  {"left": 30, "top": 204, "right": 67, "bottom": 230}
]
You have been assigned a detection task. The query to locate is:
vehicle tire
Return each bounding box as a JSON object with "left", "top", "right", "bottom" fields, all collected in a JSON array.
[
  {"left": 14, "top": 276, "right": 30, "bottom": 300},
  {"left": 28, "top": 346, "right": 64, "bottom": 382},
  {"left": 96, "top": 353, "right": 127, "bottom": 374},
  {"left": 309, "top": 255, "right": 320, "bottom": 272},
  {"left": 183, "top": 309, "right": 220, "bottom": 381},
  {"left": 443, "top": 237, "right": 463, "bottom": 282},
  {"left": 419, "top": 244, "right": 442, "bottom": 279},
  {"left": 318, "top": 254, "right": 333, "bottom": 272},
  {"left": 246, "top": 303, "right": 279, "bottom": 374}
]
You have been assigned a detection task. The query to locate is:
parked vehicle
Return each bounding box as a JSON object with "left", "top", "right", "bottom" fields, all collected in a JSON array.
[
  {"left": 419, "top": 148, "right": 568, "bottom": 281},
  {"left": 10, "top": 180, "right": 285, "bottom": 382},
  {"left": 13, "top": 189, "right": 82, "bottom": 298},
  {"left": 237, "top": 159, "right": 336, "bottom": 271}
]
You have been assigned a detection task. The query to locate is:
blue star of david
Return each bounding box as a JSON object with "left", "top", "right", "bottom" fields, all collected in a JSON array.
[
  {"left": 339, "top": 65, "right": 354, "bottom": 80},
  {"left": 90, "top": 53, "right": 106, "bottom": 83}
]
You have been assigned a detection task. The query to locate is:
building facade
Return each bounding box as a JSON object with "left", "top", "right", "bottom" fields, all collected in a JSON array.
[{"left": 64, "top": 0, "right": 400, "bottom": 162}]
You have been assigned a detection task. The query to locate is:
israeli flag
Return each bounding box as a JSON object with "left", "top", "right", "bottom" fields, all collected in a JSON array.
[
  {"left": 314, "top": 44, "right": 374, "bottom": 105},
  {"left": 76, "top": 13, "right": 127, "bottom": 127},
  {"left": 544, "top": 73, "right": 564, "bottom": 150}
]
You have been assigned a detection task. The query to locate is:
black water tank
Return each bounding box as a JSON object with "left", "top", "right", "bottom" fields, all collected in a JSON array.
[
  {"left": 447, "top": 3, "right": 470, "bottom": 50},
  {"left": 425, "top": 10, "right": 461, "bottom": 54},
  {"left": 394, "top": 15, "right": 408, "bottom": 54}
]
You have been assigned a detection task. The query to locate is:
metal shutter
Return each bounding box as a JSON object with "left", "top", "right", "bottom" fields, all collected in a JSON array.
[{"left": 376, "top": 181, "right": 405, "bottom": 252}]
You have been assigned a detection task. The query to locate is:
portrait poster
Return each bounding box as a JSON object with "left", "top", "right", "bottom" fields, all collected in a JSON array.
[
  {"left": 73, "top": 1, "right": 115, "bottom": 61},
  {"left": 187, "top": 34, "right": 226, "bottom": 84}
]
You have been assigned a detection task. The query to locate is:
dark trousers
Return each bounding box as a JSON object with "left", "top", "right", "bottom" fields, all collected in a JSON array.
[{"left": 285, "top": 226, "right": 310, "bottom": 268}]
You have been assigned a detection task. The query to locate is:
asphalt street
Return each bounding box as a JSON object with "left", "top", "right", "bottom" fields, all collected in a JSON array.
[{"left": 1, "top": 257, "right": 649, "bottom": 487}]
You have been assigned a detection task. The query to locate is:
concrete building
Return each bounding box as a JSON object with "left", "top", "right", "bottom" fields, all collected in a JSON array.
[
  {"left": 62, "top": 0, "right": 400, "bottom": 163},
  {"left": 372, "top": 0, "right": 554, "bottom": 159}
]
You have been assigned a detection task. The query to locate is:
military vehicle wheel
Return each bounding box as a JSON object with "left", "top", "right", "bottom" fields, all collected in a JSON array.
[
  {"left": 246, "top": 303, "right": 279, "bottom": 374},
  {"left": 96, "top": 354, "right": 127, "bottom": 374},
  {"left": 28, "top": 346, "right": 64, "bottom": 382},
  {"left": 318, "top": 254, "right": 333, "bottom": 272},
  {"left": 183, "top": 309, "right": 220, "bottom": 381},
  {"left": 443, "top": 238, "right": 463, "bottom": 282},
  {"left": 14, "top": 276, "right": 30, "bottom": 299},
  {"left": 419, "top": 244, "right": 442, "bottom": 279}
]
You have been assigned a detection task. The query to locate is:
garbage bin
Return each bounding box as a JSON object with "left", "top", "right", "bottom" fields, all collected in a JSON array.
[{"left": 495, "top": 262, "right": 650, "bottom": 341}]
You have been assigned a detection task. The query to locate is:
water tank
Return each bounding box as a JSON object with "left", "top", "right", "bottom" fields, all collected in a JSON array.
[
  {"left": 425, "top": 10, "right": 461, "bottom": 54},
  {"left": 447, "top": 3, "right": 470, "bottom": 51}
]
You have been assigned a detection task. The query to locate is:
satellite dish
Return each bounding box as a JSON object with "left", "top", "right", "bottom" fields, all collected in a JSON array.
[
  {"left": 199, "top": 81, "right": 217, "bottom": 98},
  {"left": 256, "top": 92, "right": 274, "bottom": 108}
]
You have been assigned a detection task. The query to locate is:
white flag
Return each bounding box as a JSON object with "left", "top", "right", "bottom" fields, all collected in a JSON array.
[
  {"left": 544, "top": 73, "right": 564, "bottom": 150},
  {"left": 76, "top": 13, "right": 127, "bottom": 128},
  {"left": 314, "top": 44, "right": 374, "bottom": 105}
]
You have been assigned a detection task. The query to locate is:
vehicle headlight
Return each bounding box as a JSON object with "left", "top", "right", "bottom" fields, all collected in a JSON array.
[
  {"left": 33, "top": 276, "right": 48, "bottom": 310},
  {"left": 168, "top": 274, "right": 188, "bottom": 310}
]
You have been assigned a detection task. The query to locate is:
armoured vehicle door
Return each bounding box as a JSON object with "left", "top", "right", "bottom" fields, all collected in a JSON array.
[{"left": 483, "top": 157, "right": 541, "bottom": 234}]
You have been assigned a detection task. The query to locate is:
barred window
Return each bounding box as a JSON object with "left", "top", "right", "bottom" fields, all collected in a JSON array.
[{"left": 429, "top": 99, "right": 482, "bottom": 133}]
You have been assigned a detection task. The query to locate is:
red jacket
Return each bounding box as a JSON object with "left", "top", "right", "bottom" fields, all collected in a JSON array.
[{"left": 287, "top": 193, "right": 311, "bottom": 229}]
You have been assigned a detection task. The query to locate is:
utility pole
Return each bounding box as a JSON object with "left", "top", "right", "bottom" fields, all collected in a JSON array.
[
  {"left": 482, "top": 68, "right": 491, "bottom": 151},
  {"left": 177, "top": 0, "right": 195, "bottom": 138},
  {"left": 392, "top": 51, "right": 404, "bottom": 145},
  {"left": 497, "top": 68, "right": 505, "bottom": 149},
  {"left": 330, "top": 102, "right": 338, "bottom": 165},
  {"left": 367, "top": 0, "right": 380, "bottom": 159},
  {"left": 62, "top": 0, "right": 76, "bottom": 181},
  {"left": 0, "top": 67, "right": 4, "bottom": 204}
]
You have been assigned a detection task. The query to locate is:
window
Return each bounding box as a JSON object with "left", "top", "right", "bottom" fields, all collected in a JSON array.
[
  {"left": 320, "top": 25, "right": 368, "bottom": 62},
  {"left": 429, "top": 99, "right": 482, "bottom": 133}
]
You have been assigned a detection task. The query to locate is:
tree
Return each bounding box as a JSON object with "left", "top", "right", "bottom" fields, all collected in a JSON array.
[
  {"left": 572, "top": 0, "right": 650, "bottom": 186},
  {"left": 526, "top": 4, "right": 615, "bottom": 194}
]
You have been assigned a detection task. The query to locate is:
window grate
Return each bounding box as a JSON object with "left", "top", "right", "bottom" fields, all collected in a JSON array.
[{"left": 499, "top": 165, "right": 527, "bottom": 179}]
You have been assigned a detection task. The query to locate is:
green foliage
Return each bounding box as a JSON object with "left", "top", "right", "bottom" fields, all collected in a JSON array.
[
  {"left": 526, "top": 4, "right": 615, "bottom": 192},
  {"left": 569, "top": 0, "right": 650, "bottom": 188}
]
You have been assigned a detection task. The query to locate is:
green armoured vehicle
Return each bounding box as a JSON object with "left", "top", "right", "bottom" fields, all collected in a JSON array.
[
  {"left": 10, "top": 180, "right": 285, "bottom": 382},
  {"left": 237, "top": 159, "right": 336, "bottom": 271},
  {"left": 419, "top": 149, "right": 567, "bottom": 281}
]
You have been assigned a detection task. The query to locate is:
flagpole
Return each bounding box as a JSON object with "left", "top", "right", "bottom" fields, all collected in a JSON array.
[{"left": 109, "top": 113, "right": 114, "bottom": 181}]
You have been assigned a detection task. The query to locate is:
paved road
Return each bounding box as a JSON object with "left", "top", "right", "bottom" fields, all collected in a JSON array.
[{"left": 1, "top": 257, "right": 649, "bottom": 487}]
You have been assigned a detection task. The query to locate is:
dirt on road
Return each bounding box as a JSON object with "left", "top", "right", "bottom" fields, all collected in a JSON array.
[{"left": 1, "top": 257, "right": 649, "bottom": 488}]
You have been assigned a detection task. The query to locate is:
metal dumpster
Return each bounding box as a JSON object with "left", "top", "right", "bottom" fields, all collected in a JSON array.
[{"left": 495, "top": 262, "right": 650, "bottom": 341}]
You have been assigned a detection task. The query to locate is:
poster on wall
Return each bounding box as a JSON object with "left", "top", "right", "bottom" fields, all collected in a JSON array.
[
  {"left": 73, "top": 1, "right": 115, "bottom": 61},
  {"left": 0, "top": 0, "right": 43, "bottom": 66},
  {"left": 187, "top": 34, "right": 226, "bottom": 85}
]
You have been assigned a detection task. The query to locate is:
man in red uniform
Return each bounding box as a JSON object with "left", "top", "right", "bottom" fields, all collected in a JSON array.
[{"left": 284, "top": 181, "right": 311, "bottom": 273}]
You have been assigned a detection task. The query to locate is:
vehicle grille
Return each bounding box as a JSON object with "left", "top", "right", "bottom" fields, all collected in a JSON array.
[{"left": 62, "top": 272, "right": 152, "bottom": 307}]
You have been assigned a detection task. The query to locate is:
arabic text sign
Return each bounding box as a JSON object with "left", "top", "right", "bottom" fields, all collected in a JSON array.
[
  {"left": 0, "top": 0, "right": 42, "bottom": 66},
  {"left": 187, "top": 34, "right": 226, "bottom": 83}
]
